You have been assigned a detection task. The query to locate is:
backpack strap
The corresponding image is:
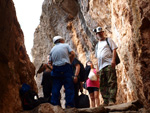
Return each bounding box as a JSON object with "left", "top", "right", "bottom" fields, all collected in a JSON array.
[{"left": 106, "top": 38, "right": 113, "bottom": 52}]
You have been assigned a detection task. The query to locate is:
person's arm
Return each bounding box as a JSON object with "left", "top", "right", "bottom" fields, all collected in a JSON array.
[
  {"left": 48, "top": 53, "right": 53, "bottom": 65},
  {"left": 37, "top": 64, "right": 45, "bottom": 74},
  {"left": 95, "top": 59, "right": 99, "bottom": 71},
  {"left": 108, "top": 38, "right": 117, "bottom": 68},
  {"left": 73, "top": 63, "right": 80, "bottom": 83},
  {"left": 69, "top": 51, "right": 75, "bottom": 63},
  {"left": 111, "top": 48, "right": 117, "bottom": 68},
  {"left": 36, "top": 64, "right": 47, "bottom": 77},
  {"left": 45, "top": 63, "right": 53, "bottom": 72},
  {"left": 74, "top": 64, "right": 80, "bottom": 76},
  {"left": 94, "top": 68, "right": 99, "bottom": 78}
]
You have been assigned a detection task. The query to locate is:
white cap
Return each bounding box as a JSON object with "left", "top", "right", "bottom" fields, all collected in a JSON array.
[
  {"left": 93, "top": 27, "right": 104, "bottom": 33},
  {"left": 53, "top": 36, "right": 64, "bottom": 43}
]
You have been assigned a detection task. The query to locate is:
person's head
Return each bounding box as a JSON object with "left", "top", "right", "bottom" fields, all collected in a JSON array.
[
  {"left": 86, "top": 60, "right": 94, "bottom": 68},
  {"left": 53, "top": 36, "right": 65, "bottom": 44},
  {"left": 93, "top": 27, "right": 105, "bottom": 40}
]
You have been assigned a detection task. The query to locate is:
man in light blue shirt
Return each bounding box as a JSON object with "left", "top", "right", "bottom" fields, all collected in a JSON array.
[{"left": 49, "top": 36, "right": 75, "bottom": 108}]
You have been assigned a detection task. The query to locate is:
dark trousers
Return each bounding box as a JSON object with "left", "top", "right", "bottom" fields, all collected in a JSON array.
[
  {"left": 41, "top": 71, "right": 53, "bottom": 99},
  {"left": 50, "top": 63, "right": 75, "bottom": 107}
]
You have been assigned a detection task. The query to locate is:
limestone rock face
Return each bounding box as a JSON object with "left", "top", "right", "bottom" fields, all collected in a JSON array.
[
  {"left": 32, "top": 0, "right": 150, "bottom": 109},
  {"left": 0, "top": 0, "right": 37, "bottom": 113},
  {"left": 111, "top": 0, "right": 150, "bottom": 107}
]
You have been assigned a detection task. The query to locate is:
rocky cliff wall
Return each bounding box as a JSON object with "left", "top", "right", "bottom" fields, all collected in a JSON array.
[
  {"left": 0, "top": 0, "right": 37, "bottom": 113},
  {"left": 32, "top": 0, "right": 150, "bottom": 108},
  {"left": 111, "top": 0, "right": 150, "bottom": 107}
]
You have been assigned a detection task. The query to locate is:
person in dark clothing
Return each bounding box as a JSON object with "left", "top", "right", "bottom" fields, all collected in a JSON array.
[
  {"left": 85, "top": 61, "right": 92, "bottom": 80},
  {"left": 36, "top": 56, "right": 53, "bottom": 100},
  {"left": 41, "top": 67, "right": 53, "bottom": 99},
  {"left": 71, "top": 58, "right": 84, "bottom": 108},
  {"left": 83, "top": 60, "right": 92, "bottom": 89}
]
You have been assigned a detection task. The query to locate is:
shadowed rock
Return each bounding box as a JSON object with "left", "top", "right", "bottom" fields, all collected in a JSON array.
[{"left": 20, "top": 100, "right": 146, "bottom": 113}]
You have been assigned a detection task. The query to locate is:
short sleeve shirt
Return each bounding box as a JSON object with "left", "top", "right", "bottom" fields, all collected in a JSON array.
[
  {"left": 95, "top": 38, "right": 117, "bottom": 71},
  {"left": 49, "top": 43, "right": 73, "bottom": 66},
  {"left": 71, "top": 58, "right": 85, "bottom": 82}
]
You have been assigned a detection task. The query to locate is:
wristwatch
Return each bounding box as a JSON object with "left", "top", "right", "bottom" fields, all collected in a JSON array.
[{"left": 74, "top": 75, "right": 78, "bottom": 78}]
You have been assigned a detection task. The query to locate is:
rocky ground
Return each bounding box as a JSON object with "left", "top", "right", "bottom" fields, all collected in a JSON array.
[{"left": 20, "top": 100, "right": 150, "bottom": 113}]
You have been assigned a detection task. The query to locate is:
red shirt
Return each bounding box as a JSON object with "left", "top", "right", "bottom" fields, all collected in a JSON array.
[{"left": 86, "top": 69, "right": 100, "bottom": 88}]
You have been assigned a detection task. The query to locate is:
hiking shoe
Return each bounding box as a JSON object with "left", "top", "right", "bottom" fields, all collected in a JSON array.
[{"left": 108, "top": 101, "right": 115, "bottom": 106}]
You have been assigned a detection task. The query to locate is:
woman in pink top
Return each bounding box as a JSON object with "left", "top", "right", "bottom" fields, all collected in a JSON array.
[{"left": 86, "top": 61, "right": 100, "bottom": 107}]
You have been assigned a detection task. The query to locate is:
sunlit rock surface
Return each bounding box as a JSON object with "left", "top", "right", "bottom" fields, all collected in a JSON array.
[{"left": 111, "top": 0, "right": 150, "bottom": 107}]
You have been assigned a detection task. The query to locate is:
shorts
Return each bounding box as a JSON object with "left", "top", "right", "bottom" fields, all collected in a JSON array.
[{"left": 87, "top": 87, "right": 99, "bottom": 94}]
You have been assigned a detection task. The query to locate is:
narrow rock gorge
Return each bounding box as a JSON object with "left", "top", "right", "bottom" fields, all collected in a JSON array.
[
  {"left": 32, "top": 0, "right": 150, "bottom": 108},
  {"left": 0, "top": 0, "right": 150, "bottom": 113}
]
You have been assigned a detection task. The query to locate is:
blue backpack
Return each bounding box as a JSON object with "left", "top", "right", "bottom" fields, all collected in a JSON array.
[
  {"left": 20, "top": 84, "right": 40, "bottom": 110},
  {"left": 20, "top": 83, "right": 31, "bottom": 94}
]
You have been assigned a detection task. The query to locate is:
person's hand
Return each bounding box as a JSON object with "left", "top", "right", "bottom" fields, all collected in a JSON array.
[
  {"left": 73, "top": 76, "right": 78, "bottom": 83},
  {"left": 111, "top": 60, "right": 116, "bottom": 68}
]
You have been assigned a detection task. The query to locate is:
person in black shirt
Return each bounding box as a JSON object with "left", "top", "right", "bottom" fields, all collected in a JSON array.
[
  {"left": 36, "top": 56, "right": 53, "bottom": 100},
  {"left": 71, "top": 58, "right": 85, "bottom": 108}
]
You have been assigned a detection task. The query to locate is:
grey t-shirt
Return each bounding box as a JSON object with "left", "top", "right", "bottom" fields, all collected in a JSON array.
[
  {"left": 49, "top": 43, "right": 73, "bottom": 66},
  {"left": 95, "top": 38, "right": 117, "bottom": 71}
]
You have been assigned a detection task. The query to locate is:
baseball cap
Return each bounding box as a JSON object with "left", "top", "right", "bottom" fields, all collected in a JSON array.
[
  {"left": 93, "top": 27, "right": 104, "bottom": 33},
  {"left": 53, "top": 36, "right": 64, "bottom": 43}
]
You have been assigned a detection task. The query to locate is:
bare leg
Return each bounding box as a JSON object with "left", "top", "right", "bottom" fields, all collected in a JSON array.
[
  {"left": 89, "top": 93, "right": 95, "bottom": 107},
  {"left": 94, "top": 91, "right": 100, "bottom": 107}
]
